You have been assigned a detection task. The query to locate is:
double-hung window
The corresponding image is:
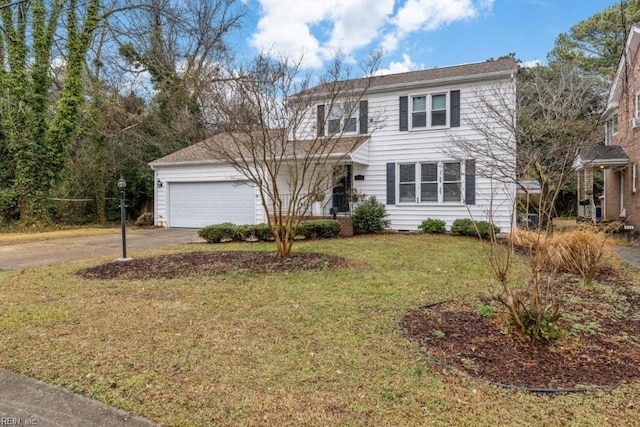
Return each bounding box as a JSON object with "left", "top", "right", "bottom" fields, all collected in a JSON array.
[
  {"left": 343, "top": 102, "right": 357, "bottom": 133},
  {"left": 443, "top": 162, "right": 462, "bottom": 202},
  {"left": 327, "top": 103, "right": 358, "bottom": 135},
  {"left": 420, "top": 163, "right": 438, "bottom": 202},
  {"left": 398, "top": 161, "right": 463, "bottom": 204},
  {"left": 328, "top": 104, "right": 342, "bottom": 134},
  {"left": 410, "top": 93, "right": 448, "bottom": 129},
  {"left": 431, "top": 94, "right": 447, "bottom": 126},
  {"left": 399, "top": 163, "right": 416, "bottom": 203},
  {"left": 605, "top": 113, "right": 618, "bottom": 145},
  {"left": 411, "top": 96, "right": 427, "bottom": 128}
]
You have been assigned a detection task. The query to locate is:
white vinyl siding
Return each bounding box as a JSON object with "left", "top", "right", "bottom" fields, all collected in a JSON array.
[{"left": 349, "top": 78, "right": 516, "bottom": 232}]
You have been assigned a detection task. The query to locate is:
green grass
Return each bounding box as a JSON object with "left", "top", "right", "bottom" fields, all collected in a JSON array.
[{"left": 0, "top": 234, "right": 639, "bottom": 426}]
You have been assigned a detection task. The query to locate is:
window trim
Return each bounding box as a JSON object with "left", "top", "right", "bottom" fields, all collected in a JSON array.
[
  {"left": 635, "top": 91, "right": 640, "bottom": 119},
  {"left": 397, "top": 160, "right": 464, "bottom": 205},
  {"left": 409, "top": 92, "right": 450, "bottom": 130},
  {"left": 324, "top": 102, "right": 359, "bottom": 136}
]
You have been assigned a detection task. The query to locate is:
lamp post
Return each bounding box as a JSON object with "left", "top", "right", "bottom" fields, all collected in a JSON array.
[{"left": 117, "top": 176, "right": 129, "bottom": 260}]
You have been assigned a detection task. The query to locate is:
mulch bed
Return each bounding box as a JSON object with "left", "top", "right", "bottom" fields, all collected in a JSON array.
[
  {"left": 402, "top": 275, "right": 640, "bottom": 391},
  {"left": 76, "top": 251, "right": 349, "bottom": 280}
]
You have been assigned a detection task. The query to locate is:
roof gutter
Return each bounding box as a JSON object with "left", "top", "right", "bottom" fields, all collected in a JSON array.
[{"left": 368, "top": 69, "right": 516, "bottom": 94}]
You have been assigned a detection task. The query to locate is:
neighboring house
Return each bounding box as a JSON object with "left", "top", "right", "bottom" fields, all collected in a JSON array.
[
  {"left": 150, "top": 58, "right": 518, "bottom": 231},
  {"left": 576, "top": 24, "right": 640, "bottom": 228}
]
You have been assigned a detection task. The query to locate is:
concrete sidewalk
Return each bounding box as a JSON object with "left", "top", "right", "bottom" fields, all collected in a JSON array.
[
  {"left": 616, "top": 244, "right": 640, "bottom": 270},
  {"left": 0, "top": 369, "right": 158, "bottom": 427}
]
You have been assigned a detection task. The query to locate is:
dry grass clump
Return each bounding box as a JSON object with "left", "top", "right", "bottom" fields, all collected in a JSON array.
[{"left": 508, "top": 224, "right": 620, "bottom": 282}]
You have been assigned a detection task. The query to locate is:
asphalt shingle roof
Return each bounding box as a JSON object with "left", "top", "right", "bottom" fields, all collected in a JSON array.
[
  {"left": 151, "top": 58, "right": 517, "bottom": 165},
  {"left": 300, "top": 57, "right": 517, "bottom": 96},
  {"left": 150, "top": 130, "right": 368, "bottom": 165},
  {"left": 577, "top": 146, "right": 629, "bottom": 163}
]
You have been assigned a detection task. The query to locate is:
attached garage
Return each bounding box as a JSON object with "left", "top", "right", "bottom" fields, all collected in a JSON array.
[{"left": 167, "top": 181, "right": 256, "bottom": 228}]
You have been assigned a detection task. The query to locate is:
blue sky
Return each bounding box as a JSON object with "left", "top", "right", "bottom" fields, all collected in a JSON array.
[{"left": 230, "top": 0, "right": 620, "bottom": 74}]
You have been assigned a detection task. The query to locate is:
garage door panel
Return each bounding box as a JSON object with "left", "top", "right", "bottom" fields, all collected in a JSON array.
[{"left": 169, "top": 181, "right": 255, "bottom": 228}]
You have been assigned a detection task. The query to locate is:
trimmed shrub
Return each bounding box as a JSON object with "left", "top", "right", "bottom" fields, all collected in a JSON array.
[
  {"left": 198, "top": 223, "right": 238, "bottom": 243},
  {"left": 418, "top": 218, "right": 446, "bottom": 234},
  {"left": 451, "top": 218, "right": 500, "bottom": 239},
  {"left": 135, "top": 212, "right": 154, "bottom": 227},
  {"left": 297, "top": 219, "right": 341, "bottom": 239},
  {"left": 352, "top": 196, "right": 389, "bottom": 234},
  {"left": 253, "top": 223, "right": 274, "bottom": 241}
]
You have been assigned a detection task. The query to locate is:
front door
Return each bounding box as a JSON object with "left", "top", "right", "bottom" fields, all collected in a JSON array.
[{"left": 332, "top": 165, "right": 352, "bottom": 213}]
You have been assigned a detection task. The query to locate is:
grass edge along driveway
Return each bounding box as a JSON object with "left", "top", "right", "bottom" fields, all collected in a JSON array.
[{"left": 1, "top": 234, "right": 639, "bottom": 426}]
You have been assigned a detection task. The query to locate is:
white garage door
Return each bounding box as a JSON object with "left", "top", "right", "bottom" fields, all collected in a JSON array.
[{"left": 168, "top": 181, "right": 256, "bottom": 228}]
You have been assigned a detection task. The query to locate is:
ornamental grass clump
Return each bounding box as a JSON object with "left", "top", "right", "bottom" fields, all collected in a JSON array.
[{"left": 508, "top": 224, "right": 619, "bottom": 284}]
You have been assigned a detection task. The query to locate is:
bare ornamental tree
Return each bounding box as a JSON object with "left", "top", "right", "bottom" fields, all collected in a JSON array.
[
  {"left": 204, "top": 53, "right": 381, "bottom": 258},
  {"left": 450, "top": 63, "right": 605, "bottom": 341}
]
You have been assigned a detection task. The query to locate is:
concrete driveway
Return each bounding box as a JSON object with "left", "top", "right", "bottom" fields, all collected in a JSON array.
[{"left": 0, "top": 228, "right": 204, "bottom": 271}]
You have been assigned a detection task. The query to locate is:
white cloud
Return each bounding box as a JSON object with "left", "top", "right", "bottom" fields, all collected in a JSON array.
[
  {"left": 520, "top": 59, "right": 542, "bottom": 68},
  {"left": 375, "top": 54, "right": 420, "bottom": 75},
  {"left": 251, "top": 0, "right": 493, "bottom": 69}
]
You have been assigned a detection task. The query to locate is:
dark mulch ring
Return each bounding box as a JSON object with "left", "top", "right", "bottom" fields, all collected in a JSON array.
[
  {"left": 402, "top": 274, "right": 640, "bottom": 392},
  {"left": 77, "top": 251, "right": 349, "bottom": 280}
]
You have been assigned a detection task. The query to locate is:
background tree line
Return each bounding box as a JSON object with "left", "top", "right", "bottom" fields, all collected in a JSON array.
[
  {"left": 0, "top": 0, "right": 244, "bottom": 226},
  {"left": 0, "top": 0, "right": 637, "bottom": 227}
]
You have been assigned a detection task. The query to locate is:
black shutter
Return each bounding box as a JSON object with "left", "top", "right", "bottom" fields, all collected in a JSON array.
[
  {"left": 399, "top": 96, "right": 408, "bottom": 131},
  {"left": 465, "top": 159, "right": 475, "bottom": 205},
  {"left": 359, "top": 100, "right": 368, "bottom": 134},
  {"left": 317, "top": 104, "right": 325, "bottom": 137},
  {"left": 450, "top": 90, "right": 460, "bottom": 127},
  {"left": 386, "top": 162, "right": 396, "bottom": 205}
]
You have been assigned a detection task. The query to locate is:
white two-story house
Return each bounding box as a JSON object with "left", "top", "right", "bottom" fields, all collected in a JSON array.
[{"left": 150, "top": 57, "right": 517, "bottom": 232}]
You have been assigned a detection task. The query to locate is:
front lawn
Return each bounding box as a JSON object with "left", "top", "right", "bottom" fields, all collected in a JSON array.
[{"left": 1, "top": 235, "right": 639, "bottom": 425}]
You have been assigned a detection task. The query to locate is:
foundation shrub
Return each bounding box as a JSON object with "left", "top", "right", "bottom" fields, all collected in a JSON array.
[
  {"left": 418, "top": 218, "right": 446, "bottom": 234},
  {"left": 451, "top": 218, "right": 500, "bottom": 239},
  {"left": 297, "top": 219, "right": 341, "bottom": 238},
  {"left": 352, "top": 196, "right": 389, "bottom": 234},
  {"left": 198, "top": 223, "right": 238, "bottom": 243}
]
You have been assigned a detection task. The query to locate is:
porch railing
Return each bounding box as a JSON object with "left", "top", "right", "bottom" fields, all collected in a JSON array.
[{"left": 265, "top": 194, "right": 312, "bottom": 216}]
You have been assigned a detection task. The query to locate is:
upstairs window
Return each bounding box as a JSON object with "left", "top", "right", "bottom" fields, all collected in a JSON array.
[
  {"left": 605, "top": 113, "right": 618, "bottom": 145},
  {"left": 431, "top": 94, "right": 447, "bottom": 126},
  {"left": 320, "top": 101, "right": 365, "bottom": 136},
  {"left": 328, "top": 104, "right": 342, "bottom": 134},
  {"left": 411, "top": 96, "right": 427, "bottom": 128},
  {"left": 343, "top": 102, "right": 357, "bottom": 133},
  {"left": 409, "top": 93, "right": 448, "bottom": 129}
]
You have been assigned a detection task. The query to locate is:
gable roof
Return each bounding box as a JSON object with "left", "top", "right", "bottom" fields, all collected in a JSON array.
[
  {"left": 151, "top": 58, "right": 517, "bottom": 166},
  {"left": 298, "top": 57, "right": 517, "bottom": 98},
  {"left": 150, "top": 130, "right": 369, "bottom": 166},
  {"left": 574, "top": 145, "right": 629, "bottom": 170},
  {"left": 606, "top": 24, "right": 640, "bottom": 116}
]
